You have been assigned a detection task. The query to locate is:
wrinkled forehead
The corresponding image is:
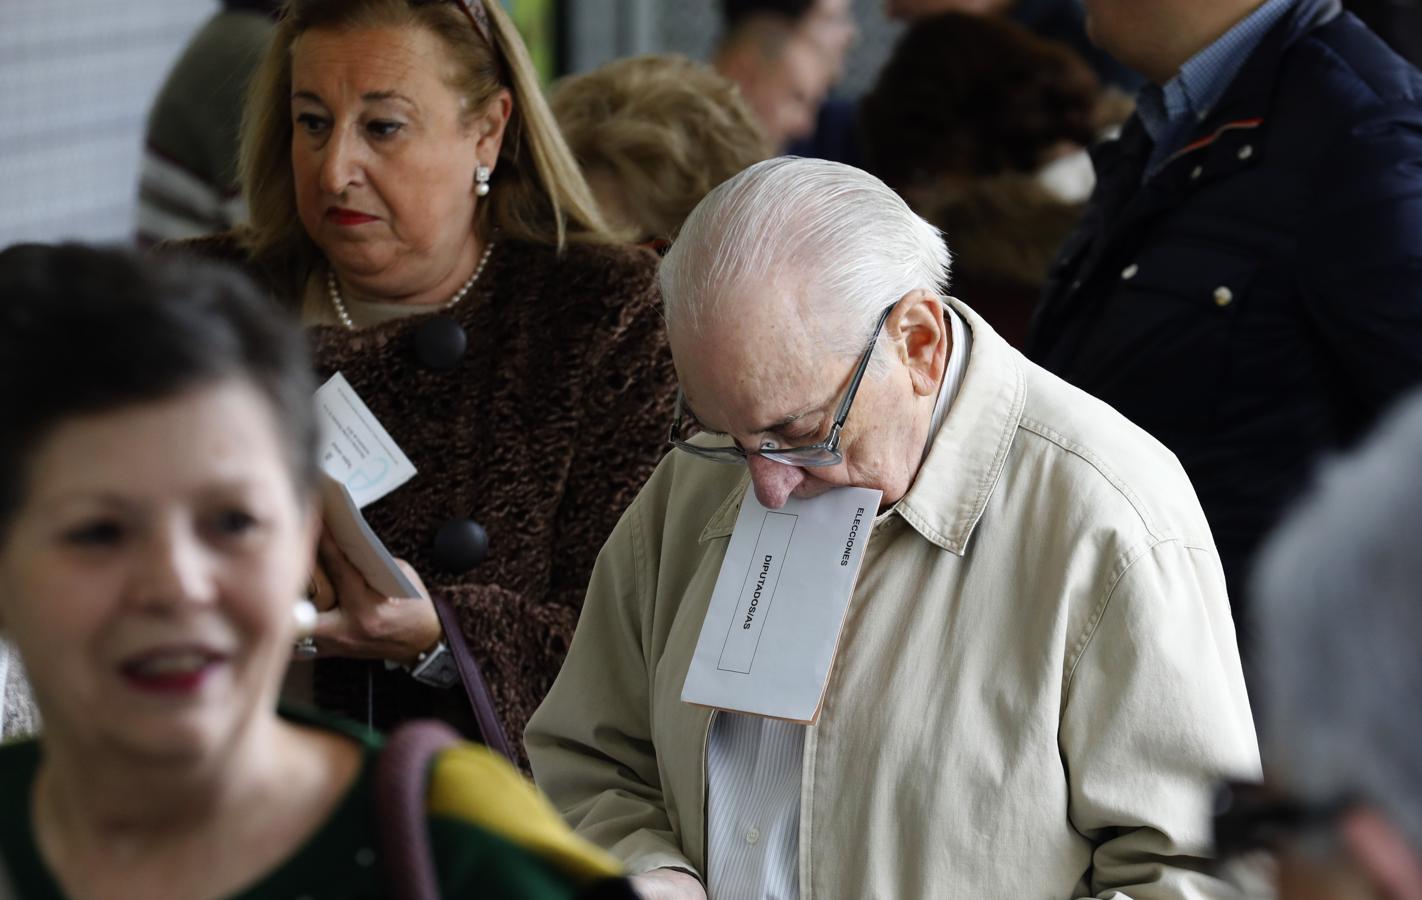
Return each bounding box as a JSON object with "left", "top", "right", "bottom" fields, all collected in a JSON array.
[
  {"left": 291, "top": 24, "right": 459, "bottom": 101},
  {"left": 667, "top": 282, "right": 831, "bottom": 422}
]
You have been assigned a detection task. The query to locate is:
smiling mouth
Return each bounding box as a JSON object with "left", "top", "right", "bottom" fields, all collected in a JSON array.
[{"left": 120, "top": 649, "right": 226, "bottom": 694}]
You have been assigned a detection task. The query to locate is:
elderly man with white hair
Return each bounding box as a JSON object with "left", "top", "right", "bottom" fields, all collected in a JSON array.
[{"left": 526, "top": 158, "right": 1259, "bottom": 900}]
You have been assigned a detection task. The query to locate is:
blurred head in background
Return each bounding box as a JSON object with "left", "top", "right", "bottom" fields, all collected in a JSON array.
[
  {"left": 857, "top": 11, "right": 1099, "bottom": 346},
  {"left": 714, "top": 13, "right": 836, "bottom": 148},
  {"left": 1239, "top": 390, "right": 1422, "bottom": 900},
  {"left": 722, "top": 0, "right": 857, "bottom": 73},
  {"left": 860, "top": 11, "right": 1099, "bottom": 204},
  {"left": 552, "top": 55, "right": 772, "bottom": 245}
]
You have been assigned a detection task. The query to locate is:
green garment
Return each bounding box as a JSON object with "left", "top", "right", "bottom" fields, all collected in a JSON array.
[{"left": 0, "top": 707, "right": 617, "bottom": 899}]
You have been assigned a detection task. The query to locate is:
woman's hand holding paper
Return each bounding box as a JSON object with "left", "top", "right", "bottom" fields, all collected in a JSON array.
[{"left": 310, "top": 527, "right": 442, "bottom": 665}]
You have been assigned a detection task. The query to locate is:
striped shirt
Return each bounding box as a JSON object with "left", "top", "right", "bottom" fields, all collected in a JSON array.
[
  {"left": 1137, "top": 0, "right": 1293, "bottom": 179},
  {"left": 705, "top": 308, "right": 971, "bottom": 900}
]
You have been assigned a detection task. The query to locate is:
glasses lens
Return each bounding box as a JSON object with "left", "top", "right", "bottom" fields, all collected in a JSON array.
[
  {"left": 762, "top": 446, "right": 841, "bottom": 468},
  {"left": 672, "top": 440, "right": 746, "bottom": 465}
]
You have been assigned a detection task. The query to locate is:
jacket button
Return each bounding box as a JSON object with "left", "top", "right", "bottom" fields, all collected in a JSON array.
[
  {"left": 1237, "top": 144, "right": 1254, "bottom": 160},
  {"left": 1190, "top": 165, "right": 1204, "bottom": 180},
  {"left": 1214, "top": 286, "right": 1234, "bottom": 307},
  {"left": 433, "top": 518, "right": 489, "bottom": 572},
  {"left": 1121, "top": 263, "right": 1139, "bottom": 280}
]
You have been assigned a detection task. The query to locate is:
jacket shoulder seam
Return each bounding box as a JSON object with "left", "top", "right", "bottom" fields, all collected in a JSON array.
[
  {"left": 1016, "top": 417, "right": 1166, "bottom": 541},
  {"left": 1061, "top": 536, "right": 1183, "bottom": 705}
]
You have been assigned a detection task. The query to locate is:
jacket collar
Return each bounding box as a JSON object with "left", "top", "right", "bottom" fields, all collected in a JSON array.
[
  {"left": 699, "top": 299, "right": 1026, "bottom": 553},
  {"left": 894, "top": 298, "right": 1025, "bottom": 555},
  {"left": 699, "top": 472, "right": 749, "bottom": 543},
  {"left": 1089, "top": 0, "right": 1340, "bottom": 186},
  {"left": 1202, "top": 0, "right": 1341, "bottom": 126}
]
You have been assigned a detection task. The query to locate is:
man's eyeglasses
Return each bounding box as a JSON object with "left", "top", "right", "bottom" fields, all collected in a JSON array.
[{"left": 668, "top": 305, "right": 894, "bottom": 468}]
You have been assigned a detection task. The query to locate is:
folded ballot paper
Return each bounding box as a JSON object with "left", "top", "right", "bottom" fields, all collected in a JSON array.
[
  {"left": 314, "top": 373, "right": 420, "bottom": 598},
  {"left": 318, "top": 472, "right": 420, "bottom": 598},
  {"left": 682, "top": 482, "right": 881, "bottom": 723}
]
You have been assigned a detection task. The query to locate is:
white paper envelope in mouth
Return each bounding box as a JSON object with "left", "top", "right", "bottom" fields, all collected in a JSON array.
[{"left": 681, "top": 482, "right": 880, "bottom": 723}]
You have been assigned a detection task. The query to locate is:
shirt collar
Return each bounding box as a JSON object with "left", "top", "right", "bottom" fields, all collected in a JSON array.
[{"left": 1137, "top": 0, "right": 1294, "bottom": 169}]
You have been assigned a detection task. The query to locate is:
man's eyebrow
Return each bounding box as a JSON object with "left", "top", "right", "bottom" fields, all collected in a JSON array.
[
  {"left": 749, "top": 410, "right": 809, "bottom": 434},
  {"left": 693, "top": 402, "right": 832, "bottom": 436}
]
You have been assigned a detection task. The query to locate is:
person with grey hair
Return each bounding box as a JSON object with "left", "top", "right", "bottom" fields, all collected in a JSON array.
[
  {"left": 1217, "top": 389, "right": 1422, "bottom": 899},
  {"left": 526, "top": 157, "right": 1259, "bottom": 900}
]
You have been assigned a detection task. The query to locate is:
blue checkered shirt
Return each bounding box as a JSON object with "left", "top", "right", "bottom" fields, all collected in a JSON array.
[{"left": 1137, "top": 0, "right": 1295, "bottom": 180}]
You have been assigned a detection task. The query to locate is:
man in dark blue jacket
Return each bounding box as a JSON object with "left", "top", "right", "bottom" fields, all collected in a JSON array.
[{"left": 1027, "top": 0, "right": 1422, "bottom": 638}]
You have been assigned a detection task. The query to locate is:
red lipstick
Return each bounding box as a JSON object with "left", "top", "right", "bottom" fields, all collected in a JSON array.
[
  {"left": 119, "top": 648, "right": 225, "bottom": 696},
  {"left": 326, "top": 207, "right": 378, "bottom": 226}
]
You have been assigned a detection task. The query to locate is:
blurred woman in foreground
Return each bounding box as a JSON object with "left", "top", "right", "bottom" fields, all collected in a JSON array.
[{"left": 0, "top": 244, "right": 634, "bottom": 899}]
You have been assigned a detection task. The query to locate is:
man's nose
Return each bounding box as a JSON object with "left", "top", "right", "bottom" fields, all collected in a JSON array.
[{"left": 747, "top": 455, "right": 805, "bottom": 509}]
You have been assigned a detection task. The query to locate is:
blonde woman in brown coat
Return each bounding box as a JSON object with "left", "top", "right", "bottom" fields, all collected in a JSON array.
[{"left": 175, "top": 0, "right": 675, "bottom": 766}]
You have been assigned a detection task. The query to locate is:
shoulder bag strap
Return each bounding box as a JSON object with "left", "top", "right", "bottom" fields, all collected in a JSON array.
[
  {"left": 374, "top": 719, "right": 462, "bottom": 900},
  {"left": 430, "top": 594, "right": 516, "bottom": 764}
]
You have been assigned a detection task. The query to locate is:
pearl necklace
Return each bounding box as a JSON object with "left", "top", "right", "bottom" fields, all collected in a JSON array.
[{"left": 325, "top": 241, "right": 497, "bottom": 331}]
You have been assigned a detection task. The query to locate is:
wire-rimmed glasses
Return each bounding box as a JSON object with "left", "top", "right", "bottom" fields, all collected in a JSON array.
[{"left": 667, "top": 305, "right": 894, "bottom": 468}]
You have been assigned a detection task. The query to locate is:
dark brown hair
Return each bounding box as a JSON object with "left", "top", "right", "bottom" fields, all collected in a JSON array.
[
  {"left": 859, "top": 11, "right": 1099, "bottom": 193},
  {"left": 0, "top": 244, "right": 318, "bottom": 534}
]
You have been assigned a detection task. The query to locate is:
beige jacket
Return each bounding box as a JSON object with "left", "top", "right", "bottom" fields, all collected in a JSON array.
[{"left": 526, "top": 300, "right": 1260, "bottom": 899}]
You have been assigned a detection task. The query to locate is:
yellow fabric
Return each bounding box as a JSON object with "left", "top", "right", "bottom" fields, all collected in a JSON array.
[{"left": 427, "top": 743, "right": 623, "bottom": 884}]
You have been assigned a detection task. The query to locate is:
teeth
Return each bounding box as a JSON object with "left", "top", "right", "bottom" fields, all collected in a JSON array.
[{"left": 132, "top": 652, "right": 209, "bottom": 677}]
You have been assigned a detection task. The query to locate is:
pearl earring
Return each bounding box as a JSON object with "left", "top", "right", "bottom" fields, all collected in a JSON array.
[
  {"left": 292, "top": 598, "right": 318, "bottom": 658},
  {"left": 475, "top": 164, "right": 491, "bottom": 197}
]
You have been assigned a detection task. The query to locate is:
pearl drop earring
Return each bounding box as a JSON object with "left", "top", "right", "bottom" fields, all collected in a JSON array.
[
  {"left": 292, "top": 598, "right": 318, "bottom": 658},
  {"left": 475, "top": 164, "right": 491, "bottom": 197}
]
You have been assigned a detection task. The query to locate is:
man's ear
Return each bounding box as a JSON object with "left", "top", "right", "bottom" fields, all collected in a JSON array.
[
  {"left": 889, "top": 289, "right": 948, "bottom": 398},
  {"left": 1342, "top": 807, "right": 1422, "bottom": 900},
  {"left": 472, "top": 87, "right": 512, "bottom": 169}
]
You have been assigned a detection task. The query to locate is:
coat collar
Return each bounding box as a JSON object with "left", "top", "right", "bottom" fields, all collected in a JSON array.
[
  {"left": 698, "top": 298, "right": 1026, "bottom": 554},
  {"left": 1204, "top": 0, "right": 1341, "bottom": 126},
  {"left": 1087, "top": 0, "right": 1341, "bottom": 185},
  {"left": 893, "top": 298, "right": 1025, "bottom": 554}
]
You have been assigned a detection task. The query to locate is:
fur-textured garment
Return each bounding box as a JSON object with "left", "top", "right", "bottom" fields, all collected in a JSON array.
[
  {"left": 169, "top": 235, "right": 676, "bottom": 767},
  {"left": 1, "top": 644, "right": 39, "bottom": 739}
]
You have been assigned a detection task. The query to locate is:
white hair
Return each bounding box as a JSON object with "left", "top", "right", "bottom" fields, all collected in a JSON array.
[
  {"left": 1252, "top": 388, "right": 1422, "bottom": 855},
  {"left": 659, "top": 157, "right": 952, "bottom": 365}
]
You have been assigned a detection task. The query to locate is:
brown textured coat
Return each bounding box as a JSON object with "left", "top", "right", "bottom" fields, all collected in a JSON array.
[{"left": 169, "top": 235, "right": 676, "bottom": 766}]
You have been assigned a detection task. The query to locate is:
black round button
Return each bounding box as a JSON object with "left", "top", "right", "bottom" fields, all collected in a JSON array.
[
  {"left": 433, "top": 518, "right": 488, "bottom": 572},
  {"left": 412, "top": 315, "right": 467, "bottom": 370}
]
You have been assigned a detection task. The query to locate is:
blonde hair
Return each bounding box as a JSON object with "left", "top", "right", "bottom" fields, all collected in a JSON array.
[
  {"left": 239, "top": 0, "right": 610, "bottom": 298},
  {"left": 551, "top": 55, "right": 772, "bottom": 242}
]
